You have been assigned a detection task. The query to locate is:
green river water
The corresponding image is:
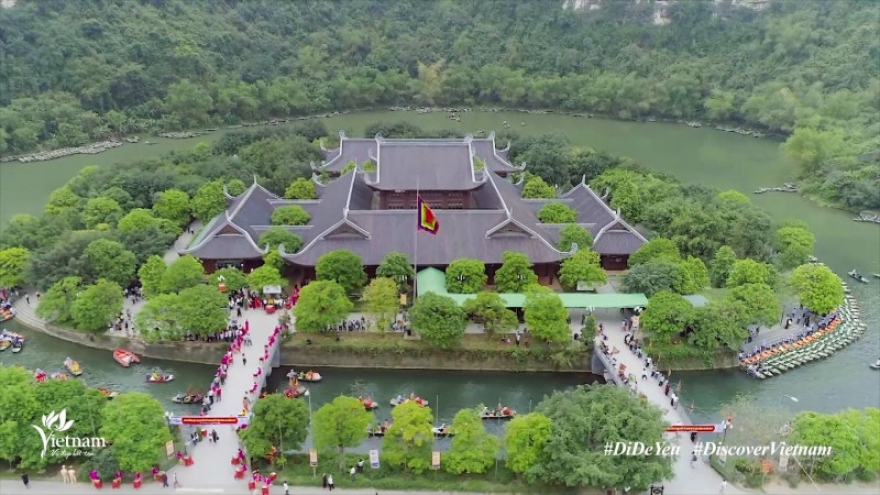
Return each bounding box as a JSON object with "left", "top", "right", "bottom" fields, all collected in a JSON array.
[{"left": 0, "top": 110, "right": 877, "bottom": 423}]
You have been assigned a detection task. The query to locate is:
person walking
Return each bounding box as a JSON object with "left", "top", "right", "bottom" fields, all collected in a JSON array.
[
  {"left": 327, "top": 474, "right": 335, "bottom": 491},
  {"left": 720, "top": 479, "right": 727, "bottom": 494},
  {"left": 21, "top": 473, "right": 29, "bottom": 488},
  {"left": 691, "top": 451, "right": 697, "bottom": 468},
  {"left": 322, "top": 474, "right": 328, "bottom": 489},
  {"left": 211, "top": 429, "right": 219, "bottom": 442},
  {"left": 283, "top": 481, "right": 290, "bottom": 495},
  {"left": 173, "top": 472, "right": 180, "bottom": 488},
  {"left": 161, "top": 473, "right": 168, "bottom": 488}
]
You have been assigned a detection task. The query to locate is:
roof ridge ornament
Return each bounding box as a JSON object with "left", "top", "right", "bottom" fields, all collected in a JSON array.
[
  {"left": 311, "top": 173, "right": 327, "bottom": 187},
  {"left": 374, "top": 133, "right": 384, "bottom": 143},
  {"left": 368, "top": 148, "right": 378, "bottom": 163},
  {"left": 319, "top": 139, "right": 327, "bottom": 152},
  {"left": 253, "top": 175, "right": 258, "bottom": 186},
  {"left": 339, "top": 130, "right": 347, "bottom": 140},
  {"left": 514, "top": 173, "right": 526, "bottom": 186},
  {"left": 581, "top": 175, "right": 587, "bottom": 186},
  {"left": 464, "top": 133, "right": 473, "bottom": 143},
  {"left": 488, "top": 130, "right": 496, "bottom": 142},
  {"left": 222, "top": 184, "right": 235, "bottom": 199}
]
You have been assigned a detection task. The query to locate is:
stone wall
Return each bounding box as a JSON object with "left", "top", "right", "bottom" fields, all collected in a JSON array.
[
  {"left": 29, "top": 321, "right": 227, "bottom": 365},
  {"left": 279, "top": 343, "right": 593, "bottom": 373}
]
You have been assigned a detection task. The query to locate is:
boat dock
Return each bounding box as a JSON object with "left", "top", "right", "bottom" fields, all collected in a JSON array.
[{"left": 753, "top": 183, "right": 798, "bottom": 194}]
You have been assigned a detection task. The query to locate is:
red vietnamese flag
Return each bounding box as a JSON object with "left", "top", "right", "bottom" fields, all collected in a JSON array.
[{"left": 417, "top": 195, "right": 439, "bottom": 234}]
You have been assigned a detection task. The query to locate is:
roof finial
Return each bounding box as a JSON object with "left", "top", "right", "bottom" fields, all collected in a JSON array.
[
  {"left": 581, "top": 175, "right": 587, "bottom": 186},
  {"left": 568, "top": 242, "right": 579, "bottom": 255},
  {"left": 222, "top": 184, "right": 235, "bottom": 199},
  {"left": 615, "top": 208, "right": 621, "bottom": 219},
  {"left": 374, "top": 133, "right": 384, "bottom": 143},
  {"left": 464, "top": 133, "right": 473, "bottom": 143},
  {"left": 488, "top": 130, "right": 496, "bottom": 142},
  {"left": 343, "top": 207, "right": 349, "bottom": 219},
  {"left": 339, "top": 130, "right": 347, "bottom": 140},
  {"left": 252, "top": 175, "right": 258, "bottom": 186}
]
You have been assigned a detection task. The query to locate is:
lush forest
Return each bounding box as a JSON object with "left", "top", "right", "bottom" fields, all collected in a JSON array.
[{"left": 0, "top": 0, "right": 877, "bottom": 209}]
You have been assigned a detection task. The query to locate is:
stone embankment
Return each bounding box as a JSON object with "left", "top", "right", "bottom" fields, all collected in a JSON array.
[{"left": 1, "top": 140, "right": 123, "bottom": 164}]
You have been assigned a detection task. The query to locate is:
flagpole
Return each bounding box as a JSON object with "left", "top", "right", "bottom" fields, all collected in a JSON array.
[{"left": 413, "top": 179, "right": 420, "bottom": 296}]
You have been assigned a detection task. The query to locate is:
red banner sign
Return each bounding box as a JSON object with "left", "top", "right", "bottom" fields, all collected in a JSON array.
[
  {"left": 169, "top": 416, "right": 248, "bottom": 426},
  {"left": 665, "top": 424, "right": 720, "bottom": 433}
]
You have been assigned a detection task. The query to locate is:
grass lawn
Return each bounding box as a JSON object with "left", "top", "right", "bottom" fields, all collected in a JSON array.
[
  {"left": 287, "top": 331, "right": 532, "bottom": 353},
  {"left": 273, "top": 453, "right": 575, "bottom": 494}
]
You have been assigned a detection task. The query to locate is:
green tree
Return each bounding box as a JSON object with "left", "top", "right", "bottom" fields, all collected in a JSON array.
[
  {"left": 410, "top": 292, "right": 467, "bottom": 348},
  {"left": 775, "top": 225, "right": 815, "bottom": 269},
  {"left": 161, "top": 255, "right": 205, "bottom": 293},
  {"left": 271, "top": 205, "right": 311, "bottom": 225},
  {"left": 360, "top": 277, "right": 400, "bottom": 332},
  {"left": 82, "top": 196, "right": 123, "bottom": 228},
  {"left": 71, "top": 279, "right": 124, "bottom": 331},
  {"left": 0, "top": 247, "right": 29, "bottom": 287},
  {"left": 152, "top": 189, "right": 191, "bottom": 227},
  {"left": 494, "top": 251, "right": 538, "bottom": 293},
  {"left": 782, "top": 128, "right": 844, "bottom": 176},
  {"left": 689, "top": 300, "right": 750, "bottom": 350},
  {"left": 100, "top": 393, "right": 172, "bottom": 472},
  {"left": 528, "top": 385, "right": 673, "bottom": 490},
  {"left": 293, "top": 280, "right": 353, "bottom": 333},
  {"left": 621, "top": 260, "right": 684, "bottom": 296},
  {"left": 727, "top": 259, "right": 774, "bottom": 288},
  {"left": 678, "top": 256, "right": 710, "bottom": 294},
  {"left": 556, "top": 224, "right": 594, "bottom": 251},
  {"left": 240, "top": 394, "right": 310, "bottom": 466},
  {"left": 709, "top": 245, "right": 737, "bottom": 288},
  {"left": 381, "top": 401, "right": 434, "bottom": 473},
  {"left": 725, "top": 283, "right": 780, "bottom": 325},
  {"left": 117, "top": 208, "right": 157, "bottom": 233},
  {"left": 284, "top": 177, "right": 317, "bottom": 199},
  {"left": 537, "top": 202, "right": 577, "bottom": 223},
  {"left": 213, "top": 267, "right": 249, "bottom": 292},
  {"left": 463, "top": 291, "right": 518, "bottom": 336},
  {"left": 557, "top": 249, "right": 607, "bottom": 291},
  {"left": 521, "top": 176, "right": 556, "bottom": 199},
  {"left": 226, "top": 178, "right": 248, "bottom": 196},
  {"left": 247, "top": 265, "right": 286, "bottom": 293},
  {"left": 136, "top": 293, "right": 186, "bottom": 341},
  {"left": 262, "top": 249, "right": 286, "bottom": 271},
  {"left": 444, "top": 408, "right": 500, "bottom": 474},
  {"left": 30, "top": 380, "right": 107, "bottom": 465},
  {"left": 445, "top": 258, "right": 487, "bottom": 294},
  {"left": 0, "top": 366, "right": 40, "bottom": 469},
  {"left": 312, "top": 396, "right": 373, "bottom": 469},
  {"left": 44, "top": 185, "right": 81, "bottom": 216},
  {"left": 258, "top": 227, "right": 303, "bottom": 252},
  {"left": 717, "top": 190, "right": 751, "bottom": 204},
  {"left": 138, "top": 255, "right": 167, "bottom": 298},
  {"left": 789, "top": 411, "right": 861, "bottom": 478},
  {"left": 83, "top": 239, "right": 138, "bottom": 287},
  {"left": 165, "top": 79, "right": 213, "bottom": 126},
  {"left": 523, "top": 287, "right": 569, "bottom": 343},
  {"left": 315, "top": 249, "right": 366, "bottom": 294},
  {"left": 191, "top": 180, "right": 228, "bottom": 222},
  {"left": 504, "top": 412, "right": 553, "bottom": 475},
  {"left": 629, "top": 237, "right": 680, "bottom": 266},
  {"left": 36, "top": 276, "right": 83, "bottom": 323},
  {"left": 376, "top": 251, "right": 414, "bottom": 291},
  {"left": 640, "top": 291, "right": 694, "bottom": 343},
  {"left": 789, "top": 263, "right": 844, "bottom": 314},
  {"left": 176, "top": 285, "right": 228, "bottom": 337}
]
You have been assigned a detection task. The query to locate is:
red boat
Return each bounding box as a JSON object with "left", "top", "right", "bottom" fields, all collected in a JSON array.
[{"left": 113, "top": 349, "right": 140, "bottom": 368}]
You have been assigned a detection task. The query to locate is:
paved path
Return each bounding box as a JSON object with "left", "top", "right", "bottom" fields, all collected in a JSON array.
[
  {"left": 166, "top": 220, "right": 202, "bottom": 265},
  {"left": 0, "top": 479, "right": 503, "bottom": 495},
  {"left": 169, "top": 306, "right": 283, "bottom": 491}
]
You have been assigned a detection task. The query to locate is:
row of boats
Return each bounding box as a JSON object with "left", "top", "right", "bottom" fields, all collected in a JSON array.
[
  {"left": 743, "top": 280, "right": 867, "bottom": 379},
  {"left": 0, "top": 329, "right": 24, "bottom": 352},
  {"left": 847, "top": 269, "right": 878, "bottom": 284}
]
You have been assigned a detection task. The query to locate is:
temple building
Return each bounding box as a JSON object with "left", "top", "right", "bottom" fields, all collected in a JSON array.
[{"left": 181, "top": 132, "right": 646, "bottom": 279}]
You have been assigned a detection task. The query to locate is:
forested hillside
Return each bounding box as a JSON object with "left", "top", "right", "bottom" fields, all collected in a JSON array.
[{"left": 0, "top": 0, "right": 877, "bottom": 208}]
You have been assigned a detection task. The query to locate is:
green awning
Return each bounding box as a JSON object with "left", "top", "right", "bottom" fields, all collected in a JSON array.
[{"left": 416, "top": 268, "right": 648, "bottom": 309}]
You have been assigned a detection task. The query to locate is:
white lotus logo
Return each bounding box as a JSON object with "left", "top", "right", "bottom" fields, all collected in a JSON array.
[{"left": 32, "top": 409, "right": 74, "bottom": 458}]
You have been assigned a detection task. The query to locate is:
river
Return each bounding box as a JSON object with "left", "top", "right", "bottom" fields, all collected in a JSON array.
[{"left": 1, "top": 110, "right": 877, "bottom": 422}]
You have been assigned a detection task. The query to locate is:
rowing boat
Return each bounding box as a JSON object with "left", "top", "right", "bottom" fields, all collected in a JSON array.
[
  {"left": 64, "top": 357, "right": 83, "bottom": 376},
  {"left": 113, "top": 348, "right": 140, "bottom": 367},
  {"left": 146, "top": 373, "right": 174, "bottom": 383}
]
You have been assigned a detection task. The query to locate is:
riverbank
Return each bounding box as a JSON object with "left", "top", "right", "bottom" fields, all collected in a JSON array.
[{"left": 281, "top": 333, "right": 592, "bottom": 372}]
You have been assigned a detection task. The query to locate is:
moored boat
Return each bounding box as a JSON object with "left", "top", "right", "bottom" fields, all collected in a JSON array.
[
  {"left": 64, "top": 357, "right": 83, "bottom": 376},
  {"left": 390, "top": 394, "right": 428, "bottom": 407},
  {"left": 113, "top": 348, "right": 140, "bottom": 367},
  {"left": 367, "top": 422, "right": 391, "bottom": 437},
  {"left": 146, "top": 373, "right": 174, "bottom": 383},
  {"left": 432, "top": 425, "right": 454, "bottom": 437},
  {"left": 0, "top": 307, "right": 15, "bottom": 323},
  {"left": 0, "top": 338, "right": 10, "bottom": 351},
  {"left": 359, "top": 396, "right": 378, "bottom": 410},
  {"left": 296, "top": 371, "right": 322, "bottom": 382},
  {"left": 97, "top": 388, "right": 120, "bottom": 400},
  {"left": 848, "top": 270, "right": 869, "bottom": 283},
  {"left": 871, "top": 359, "right": 880, "bottom": 370},
  {"left": 172, "top": 392, "right": 205, "bottom": 404},
  {"left": 480, "top": 405, "right": 516, "bottom": 420},
  {"left": 284, "top": 385, "right": 308, "bottom": 398},
  {"left": 51, "top": 372, "right": 69, "bottom": 381},
  {"left": 11, "top": 338, "right": 23, "bottom": 353},
  {"left": 34, "top": 369, "right": 47, "bottom": 382},
  {"left": 872, "top": 273, "right": 880, "bottom": 279}
]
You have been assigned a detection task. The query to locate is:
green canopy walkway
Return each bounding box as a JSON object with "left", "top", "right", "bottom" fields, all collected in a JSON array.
[{"left": 415, "top": 267, "right": 649, "bottom": 309}]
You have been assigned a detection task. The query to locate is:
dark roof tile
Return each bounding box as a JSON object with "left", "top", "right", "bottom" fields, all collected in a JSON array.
[{"left": 367, "top": 142, "right": 480, "bottom": 191}]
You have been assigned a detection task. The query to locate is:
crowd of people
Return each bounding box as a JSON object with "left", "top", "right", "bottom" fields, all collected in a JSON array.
[{"left": 738, "top": 306, "right": 839, "bottom": 365}]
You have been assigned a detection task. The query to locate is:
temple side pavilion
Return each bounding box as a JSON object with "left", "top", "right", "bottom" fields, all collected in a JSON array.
[{"left": 182, "top": 132, "right": 647, "bottom": 279}]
